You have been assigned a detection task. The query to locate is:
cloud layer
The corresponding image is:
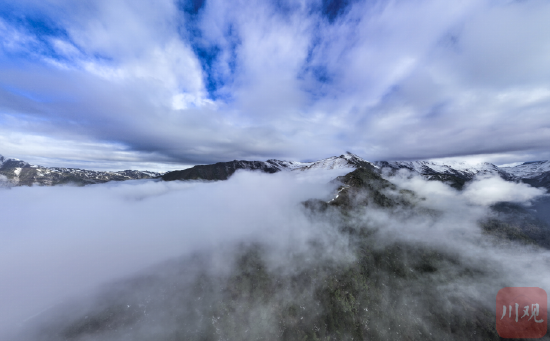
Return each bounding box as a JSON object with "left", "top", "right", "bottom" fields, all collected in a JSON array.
[
  {"left": 1, "top": 0, "right": 550, "bottom": 169},
  {"left": 2, "top": 170, "right": 549, "bottom": 339},
  {"left": 0, "top": 168, "right": 347, "bottom": 335}
]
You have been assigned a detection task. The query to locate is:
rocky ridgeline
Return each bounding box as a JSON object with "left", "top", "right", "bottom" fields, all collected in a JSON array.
[
  {"left": 0, "top": 155, "right": 161, "bottom": 187},
  {"left": 161, "top": 152, "right": 378, "bottom": 181},
  {"left": 3, "top": 152, "right": 550, "bottom": 190},
  {"left": 161, "top": 152, "right": 550, "bottom": 191}
]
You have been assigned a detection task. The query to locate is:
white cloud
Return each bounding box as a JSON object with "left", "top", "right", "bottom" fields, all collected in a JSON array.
[
  {"left": 1, "top": 167, "right": 549, "bottom": 338},
  {"left": 0, "top": 169, "right": 344, "bottom": 334},
  {"left": 463, "top": 176, "right": 547, "bottom": 206}
]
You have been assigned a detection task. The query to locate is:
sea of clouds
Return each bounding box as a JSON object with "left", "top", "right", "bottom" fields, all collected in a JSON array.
[{"left": 1, "top": 169, "right": 549, "bottom": 339}]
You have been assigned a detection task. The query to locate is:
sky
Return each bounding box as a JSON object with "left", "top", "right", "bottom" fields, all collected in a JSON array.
[{"left": 1, "top": 0, "right": 550, "bottom": 171}]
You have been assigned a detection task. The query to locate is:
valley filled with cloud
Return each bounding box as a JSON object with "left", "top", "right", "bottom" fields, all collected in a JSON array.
[{"left": 1, "top": 166, "right": 549, "bottom": 339}]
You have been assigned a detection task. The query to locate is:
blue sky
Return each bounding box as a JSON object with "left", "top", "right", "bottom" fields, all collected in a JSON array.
[{"left": 1, "top": 0, "right": 550, "bottom": 170}]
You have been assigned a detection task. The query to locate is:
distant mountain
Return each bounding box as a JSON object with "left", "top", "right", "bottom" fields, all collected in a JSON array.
[
  {"left": 160, "top": 152, "right": 550, "bottom": 194},
  {"left": 161, "top": 152, "right": 518, "bottom": 191},
  {"left": 0, "top": 154, "right": 162, "bottom": 187},
  {"left": 499, "top": 161, "right": 550, "bottom": 190},
  {"left": 499, "top": 160, "right": 550, "bottom": 178},
  {"left": 5, "top": 151, "right": 550, "bottom": 191},
  {"left": 372, "top": 160, "right": 514, "bottom": 189}
]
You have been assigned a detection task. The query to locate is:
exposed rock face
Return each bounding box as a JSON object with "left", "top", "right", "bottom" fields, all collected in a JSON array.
[
  {"left": 327, "top": 167, "right": 399, "bottom": 208},
  {"left": 0, "top": 154, "right": 161, "bottom": 187}
]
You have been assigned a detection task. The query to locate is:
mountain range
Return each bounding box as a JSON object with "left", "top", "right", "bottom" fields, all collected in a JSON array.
[
  {"left": 2, "top": 152, "right": 550, "bottom": 191},
  {"left": 0, "top": 155, "right": 162, "bottom": 187},
  {"left": 161, "top": 152, "right": 550, "bottom": 191}
]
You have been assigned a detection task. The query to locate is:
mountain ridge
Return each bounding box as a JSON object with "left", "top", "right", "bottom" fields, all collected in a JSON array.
[
  {"left": 372, "top": 160, "right": 515, "bottom": 189},
  {"left": 161, "top": 152, "right": 378, "bottom": 182},
  {"left": 3, "top": 152, "right": 550, "bottom": 190},
  {"left": 0, "top": 154, "right": 162, "bottom": 187},
  {"left": 161, "top": 152, "right": 550, "bottom": 190}
]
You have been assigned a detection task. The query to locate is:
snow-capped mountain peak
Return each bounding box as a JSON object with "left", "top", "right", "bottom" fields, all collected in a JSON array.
[
  {"left": 499, "top": 161, "right": 550, "bottom": 179},
  {"left": 266, "top": 159, "right": 314, "bottom": 170},
  {"left": 341, "top": 151, "right": 359, "bottom": 160},
  {"left": 297, "top": 152, "right": 374, "bottom": 171}
]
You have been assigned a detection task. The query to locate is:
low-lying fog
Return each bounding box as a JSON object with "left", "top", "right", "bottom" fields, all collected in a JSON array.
[
  {"left": 1, "top": 168, "right": 549, "bottom": 339},
  {"left": 0, "top": 169, "right": 346, "bottom": 336}
]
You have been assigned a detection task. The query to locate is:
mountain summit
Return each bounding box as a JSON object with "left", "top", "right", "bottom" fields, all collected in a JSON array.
[{"left": 297, "top": 152, "right": 376, "bottom": 171}]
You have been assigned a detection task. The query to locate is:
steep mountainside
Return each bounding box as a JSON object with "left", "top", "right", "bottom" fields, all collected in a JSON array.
[
  {"left": 0, "top": 155, "right": 161, "bottom": 187},
  {"left": 326, "top": 167, "right": 407, "bottom": 209}
]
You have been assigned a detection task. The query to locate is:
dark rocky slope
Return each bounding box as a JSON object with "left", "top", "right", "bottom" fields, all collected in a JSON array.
[{"left": 162, "top": 160, "right": 284, "bottom": 181}]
